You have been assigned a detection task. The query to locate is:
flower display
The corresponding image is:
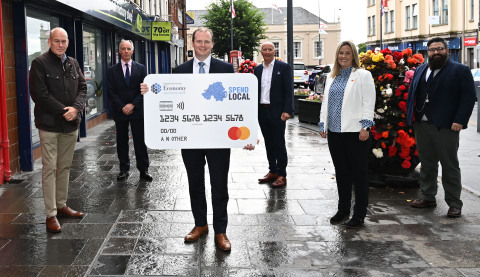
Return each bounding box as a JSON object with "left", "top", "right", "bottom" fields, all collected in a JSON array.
[
  {"left": 238, "top": 59, "right": 257, "bottom": 73},
  {"left": 359, "top": 48, "right": 424, "bottom": 174},
  {"left": 294, "top": 89, "right": 310, "bottom": 96},
  {"left": 305, "top": 94, "right": 322, "bottom": 102}
]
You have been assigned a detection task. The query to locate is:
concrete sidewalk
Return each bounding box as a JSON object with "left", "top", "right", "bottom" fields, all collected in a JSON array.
[{"left": 0, "top": 115, "right": 479, "bottom": 276}]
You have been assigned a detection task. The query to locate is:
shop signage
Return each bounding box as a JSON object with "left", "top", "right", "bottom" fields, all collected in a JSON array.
[
  {"left": 186, "top": 12, "right": 194, "bottom": 24},
  {"left": 56, "top": 0, "right": 151, "bottom": 40},
  {"left": 464, "top": 37, "right": 477, "bottom": 46},
  {"left": 151, "top": 22, "right": 172, "bottom": 41},
  {"left": 416, "top": 37, "right": 461, "bottom": 50}
]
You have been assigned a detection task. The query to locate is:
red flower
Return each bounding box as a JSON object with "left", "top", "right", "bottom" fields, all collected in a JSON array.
[
  {"left": 401, "top": 159, "right": 411, "bottom": 169},
  {"left": 381, "top": 142, "right": 386, "bottom": 149},
  {"left": 388, "top": 146, "right": 397, "bottom": 157},
  {"left": 398, "top": 85, "right": 406, "bottom": 91},
  {"left": 398, "top": 122, "right": 406, "bottom": 127},
  {"left": 395, "top": 89, "right": 402, "bottom": 96},
  {"left": 373, "top": 132, "right": 383, "bottom": 140},
  {"left": 403, "top": 92, "right": 408, "bottom": 100},
  {"left": 398, "top": 101, "right": 407, "bottom": 112},
  {"left": 382, "top": 131, "right": 389, "bottom": 138},
  {"left": 393, "top": 51, "right": 403, "bottom": 61}
]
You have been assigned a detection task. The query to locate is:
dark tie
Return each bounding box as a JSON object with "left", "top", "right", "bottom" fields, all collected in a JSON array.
[
  {"left": 198, "top": 62, "right": 205, "bottom": 74},
  {"left": 426, "top": 70, "right": 434, "bottom": 85},
  {"left": 125, "top": 63, "right": 130, "bottom": 85}
]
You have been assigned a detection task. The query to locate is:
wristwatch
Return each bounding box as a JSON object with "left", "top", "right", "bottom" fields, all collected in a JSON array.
[{"left": 364, "top": 127, "right": 371, "bottom": 131}]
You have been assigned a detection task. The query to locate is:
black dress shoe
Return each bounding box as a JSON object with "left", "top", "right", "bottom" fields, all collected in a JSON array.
[
  {"left": 330, "top": 211, "right": 350, "bottom": 224},
  {"left": 117, "top": 171, "right": 129, "bottom": 181},
  {"left": 140, "top": 171, "right": 153, "bottom": 181},
  {"left": 447, "top": 206, "right": 462, "bottom": 218},
  {"left": 411, "top": 199, "right": 437, "bottom": 208},
  {"left": 344, "top": 217, "right": 364, "bottom": 229}
]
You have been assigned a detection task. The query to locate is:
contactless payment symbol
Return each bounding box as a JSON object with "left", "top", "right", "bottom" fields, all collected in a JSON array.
[{"left": 228, "top": 127, "right": 250, "bottom": 140}]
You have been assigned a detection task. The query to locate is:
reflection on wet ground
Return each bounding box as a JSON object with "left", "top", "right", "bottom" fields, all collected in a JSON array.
[{"left": 1, "top": 119, "right": 480, "bottom": 276}]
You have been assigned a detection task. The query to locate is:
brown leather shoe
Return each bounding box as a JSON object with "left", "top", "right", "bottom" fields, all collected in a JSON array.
[
  {"left": 46, "top": 216, "right": 61, "bottom": 233},
  {"left": 272, "top": 176, "right": 287, "bottom": 188},
  {"left": 447, "top": 206, "right": 462, "bottom": 218},
  {"left": 258, "top": 172, "right": 278, "bottom": 183},
  {"left": 215, "top": 233, "right": 231, "bottom": 251},
  {"left": 411, "top": 199, "right": 437, "bottom": 208},
  {"left": 184, "top": 225, "right": 209, "bottom": 242},
  {"left": 57, "top": 206, "right": 84, "bottom": 218}
]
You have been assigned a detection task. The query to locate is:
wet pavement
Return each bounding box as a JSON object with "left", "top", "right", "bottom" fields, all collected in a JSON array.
[{"left": 0, "top": 107, "right": 480, "bottom": 276}]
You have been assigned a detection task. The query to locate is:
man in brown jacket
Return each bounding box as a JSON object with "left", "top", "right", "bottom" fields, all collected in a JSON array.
[{"left": 29, "top": 27, "right": 87, "bottom": 233}]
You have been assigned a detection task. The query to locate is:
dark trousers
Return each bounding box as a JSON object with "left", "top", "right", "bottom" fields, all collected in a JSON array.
[
  {"left": 114, "top": 118, "right": 149, "bottom": 172},
  {"left": 327, "top": 131, "right": 370, "bottom": 219},
  {"left": 181, "top": 148, "right": 231, "bottom": 234},
  {"left": 414, "top": 122, "right": 462, "bottom": 208},
  {"left": 258, "top": 106, "right": 288, "bottom": 177}
]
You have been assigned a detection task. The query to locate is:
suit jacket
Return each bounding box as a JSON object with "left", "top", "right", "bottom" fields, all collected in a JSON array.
[
  {"left": 319, "top": 68, "right": 376, "bottom": 133},
  {"left": 174, "top": 57, "right": 234, "bottom": 74},
  {"left": 254, "top": 60, "right": 294, "bottom": 118},
  {"left": 107, "top": 61, "right": 147, "bottom": 120},
  {"left": 406, "top": 59, "right": 476, "bottom": 129}
]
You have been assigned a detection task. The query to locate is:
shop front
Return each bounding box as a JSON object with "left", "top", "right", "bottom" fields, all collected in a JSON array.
[{"left": 13, "top": 0, "right": 172, "bottom": 171}]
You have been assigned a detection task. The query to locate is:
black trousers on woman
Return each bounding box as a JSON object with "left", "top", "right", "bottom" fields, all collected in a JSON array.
[{"left": 327, "top": 131, "right": 370, "bottom": 219}]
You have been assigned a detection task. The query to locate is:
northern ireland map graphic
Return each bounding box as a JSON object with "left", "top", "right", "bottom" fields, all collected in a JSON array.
[{"left": 202, "top": 82, "right": 227, "bottom": 101}]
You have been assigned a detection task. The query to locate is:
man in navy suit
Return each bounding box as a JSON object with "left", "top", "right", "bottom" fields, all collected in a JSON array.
[
  {"left": 254, "top": 42, "right": 294, "bottom": 187},
  {"left": 107, "top": 39, "right": 152, "bottom": 182},
  {"left": 174, "top": 28, "right": 234, "bottom": 251},
  {"left": 406, "top": 37, "right": 476, "bottom": 217}
]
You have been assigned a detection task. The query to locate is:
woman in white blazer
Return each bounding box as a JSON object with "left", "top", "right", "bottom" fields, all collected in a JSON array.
[{"left": 318, "top": 41, "right": 376, "bottom": 229}]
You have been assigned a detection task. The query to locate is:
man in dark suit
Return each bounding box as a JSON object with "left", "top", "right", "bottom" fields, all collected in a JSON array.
[
  {"left": 406, "top": 37, "right": 476, "bottom": 218},
  {"left": 107, "top": 39, "right": 152, "bottom": 182},
  {"left": 174, "top": 28, "right": 234, "bottom": 251},
  {"left": 254, "top": 41, "right": 294, "bottom": 188}
]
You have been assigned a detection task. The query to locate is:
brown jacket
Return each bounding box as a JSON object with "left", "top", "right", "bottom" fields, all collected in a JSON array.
[{"left": 29, "top": 49, "right": 86, "bottom": 133}]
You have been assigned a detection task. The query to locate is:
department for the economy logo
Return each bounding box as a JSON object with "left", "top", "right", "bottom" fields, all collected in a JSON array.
[
  {"left": 228, "top": 126, "right": 250, "bottom": 140},
  {"left": 151, "top": 83, "right": 162, "bottom": 94}
]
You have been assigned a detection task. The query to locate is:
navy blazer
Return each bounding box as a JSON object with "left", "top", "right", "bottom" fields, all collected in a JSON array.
[
  {"left": 254, "top": 60, "right": 294, "bottom": 117},
  {"left": 107, "top": 61, "right": 147, "bottom": 120},
  {"left": 406, "top": 59, "right": 476, "bottom": 129},
  {"left": 174, "top": 57, "right": 234, "bottom": 74}
]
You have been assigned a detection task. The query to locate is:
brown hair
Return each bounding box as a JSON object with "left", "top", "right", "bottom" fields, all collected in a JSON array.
[{"left": 331, "top": 41, "right": 360, "bottom": 78}]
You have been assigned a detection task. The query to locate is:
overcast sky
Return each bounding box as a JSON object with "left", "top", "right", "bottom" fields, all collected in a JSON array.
[{"left": 185, "top": 0, "right": 368, "bottom": 45}]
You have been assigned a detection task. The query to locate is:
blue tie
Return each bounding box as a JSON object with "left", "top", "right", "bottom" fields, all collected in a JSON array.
[
  {"left": 125, "top": 63, "right": 130, "bottom": 85},
  {"left": 198, "top": 62, "right": 205, "bottom": 74}
]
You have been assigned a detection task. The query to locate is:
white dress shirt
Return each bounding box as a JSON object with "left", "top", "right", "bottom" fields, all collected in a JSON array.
[
  {"left": 260, "top": 59, "right": 275, "bottom": 104},
  {"left": 194, "top": 56, "right": 212, "bottom": 74}
]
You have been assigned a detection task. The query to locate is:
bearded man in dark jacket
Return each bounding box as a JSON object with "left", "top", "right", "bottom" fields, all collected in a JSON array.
[{"left": 29, "top": 27, "right": 87, "bottom": 233}]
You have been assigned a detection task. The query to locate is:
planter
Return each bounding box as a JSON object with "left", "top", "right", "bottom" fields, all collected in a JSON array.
[
  {"left": 298, "top": 99, "right": 321, "bottom": 125},
  {"left": 293, "top": 94, "right": 307, "bottom": 114}
]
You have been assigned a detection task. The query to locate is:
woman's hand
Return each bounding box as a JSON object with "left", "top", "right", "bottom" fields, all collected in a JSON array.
[
  {"left": 359, "top": 128, "right": 370, "bottom": 141},
  {"left": 319, "top": 131, "right": 327, "bottom": 138}
]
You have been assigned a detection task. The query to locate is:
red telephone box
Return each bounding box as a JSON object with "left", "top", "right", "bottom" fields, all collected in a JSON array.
[{"left": 229, "top": 50, "right": 242, "bottom": 72}]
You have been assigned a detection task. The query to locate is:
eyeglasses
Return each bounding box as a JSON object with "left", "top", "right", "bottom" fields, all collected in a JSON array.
[{"left": 428, "top": 47, "right": 446, "bottom": 53}]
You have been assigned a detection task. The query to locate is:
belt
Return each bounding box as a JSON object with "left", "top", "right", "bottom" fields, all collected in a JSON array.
[{"left": 260, "top": 104, "right": 270, "bottom": 107}]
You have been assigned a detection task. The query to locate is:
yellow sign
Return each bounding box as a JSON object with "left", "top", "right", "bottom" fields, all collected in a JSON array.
[
  {"left": 141, "top": 22, "right": 152, "bottom": 38},
  {"left": 151, "top": 22, "right": 172, "bottom": 41},
  {"left": 136, "top": 14, "right": 142, "bottom": 32}
]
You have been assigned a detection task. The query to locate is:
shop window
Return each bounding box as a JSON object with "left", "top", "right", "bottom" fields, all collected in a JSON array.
[
  {"left": 26, "top": 9, "right": 59, "bottom": 145},
  {"left": 83, "top": 26, "right": 105, "bottom": 117}
]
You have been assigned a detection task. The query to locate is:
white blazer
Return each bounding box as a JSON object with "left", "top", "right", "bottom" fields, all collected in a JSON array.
[{"left": 319, "top": 68, "right": 376, "bottom": 133}]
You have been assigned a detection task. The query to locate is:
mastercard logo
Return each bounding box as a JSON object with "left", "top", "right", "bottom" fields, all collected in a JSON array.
[{"left": 228, "top": 126, "right": 250, "bottom": 140}]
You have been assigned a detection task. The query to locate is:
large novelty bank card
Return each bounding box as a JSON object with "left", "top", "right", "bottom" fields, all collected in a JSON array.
[{"left": 143, "top": 73, "right": 258, "bottom": 149}]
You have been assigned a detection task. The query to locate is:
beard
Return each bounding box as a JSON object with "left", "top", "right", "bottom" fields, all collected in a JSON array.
[{"left": 428, "top": 53, "right": 448, "bottom": 70}]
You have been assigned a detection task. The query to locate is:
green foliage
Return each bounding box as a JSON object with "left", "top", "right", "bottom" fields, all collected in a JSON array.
[
  {"left": 202, "top": 0, "right": 267, "bottom": 59},
  {"left": 357, "top": 43, "right": 366, "bottom": 54}
]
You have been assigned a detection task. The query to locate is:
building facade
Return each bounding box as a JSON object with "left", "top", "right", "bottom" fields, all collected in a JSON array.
[
  {"left": 366, "top": 0, "right": 478, "bottom": 68},
  {"left": 186, "top": 7, "right": 341, "bottom": 69},
  {"left": 0, "top": 0, "right": 187, "bottom": 183}
]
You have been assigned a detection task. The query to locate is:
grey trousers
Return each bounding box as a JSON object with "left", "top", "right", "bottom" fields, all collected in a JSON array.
[
  {"left": 414, "top": 122, "right": 462, "bottom": 208},
  {"left": 39, "top": 129, "right": 78, "bottom": 217}
]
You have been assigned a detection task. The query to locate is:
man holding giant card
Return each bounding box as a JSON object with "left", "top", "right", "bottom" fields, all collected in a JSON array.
[{"left": 141, "top": 28, "right": 257, "bottom": 251}]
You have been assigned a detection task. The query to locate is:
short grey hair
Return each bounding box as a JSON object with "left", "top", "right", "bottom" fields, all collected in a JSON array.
[{"left": 119, "top": 39, "right": 134, "bottom": 50}]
